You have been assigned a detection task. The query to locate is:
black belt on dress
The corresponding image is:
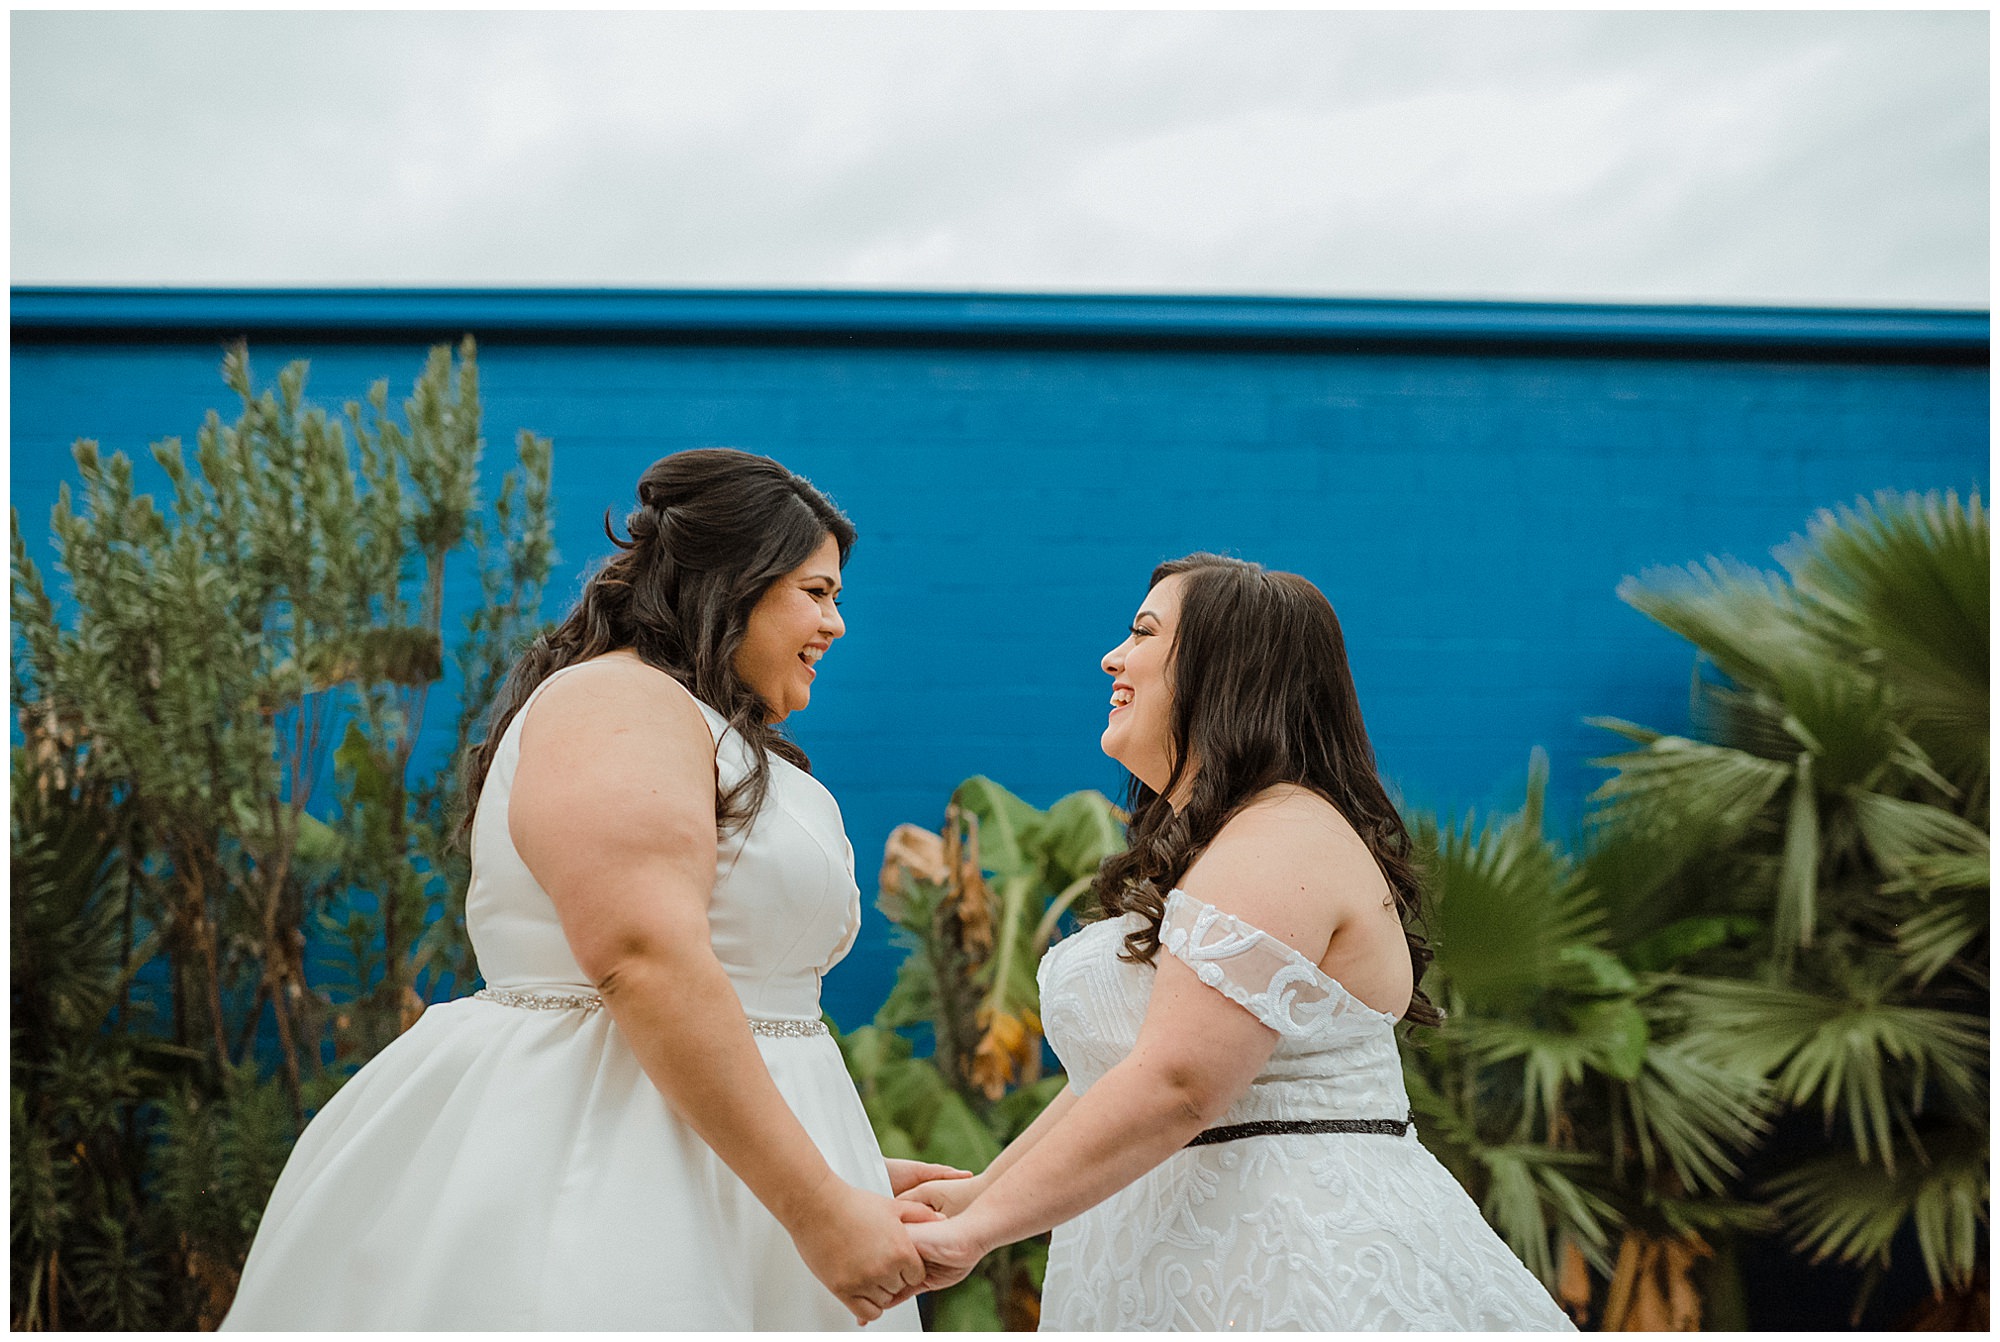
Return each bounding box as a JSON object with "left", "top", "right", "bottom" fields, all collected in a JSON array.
[{"left": 1188, "top": 1114, "right": 1413, "bottom": 1147}]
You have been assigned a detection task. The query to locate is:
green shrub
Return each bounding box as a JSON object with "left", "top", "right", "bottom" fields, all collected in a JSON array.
[{"left": 9, "top": 340, "right": 553, "bottom": 1328}]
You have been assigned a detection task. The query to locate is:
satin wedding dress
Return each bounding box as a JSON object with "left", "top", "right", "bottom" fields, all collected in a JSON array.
[
  {"left": 223, "top": 660, "right": 916, "bottom": 1330},
  {"left": 1036, "top": 889, "right": 1575, "bottom": 1331}
]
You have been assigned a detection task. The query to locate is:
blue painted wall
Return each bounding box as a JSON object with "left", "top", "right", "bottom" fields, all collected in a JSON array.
[{"left": 11, "top": 291, "right": 1988, "bottom": 1025}]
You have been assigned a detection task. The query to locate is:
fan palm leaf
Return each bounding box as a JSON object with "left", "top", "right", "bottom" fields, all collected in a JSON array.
[
  {"left": 1579, "top": 491, "right": 1988, "bottom": 1319},
  {"left": 1477, "top": 1142, "right": 1620, "bottom": 1281},
  {"left": 1416, "top": 751, "right": 1602, "bottom": 1010},
  {"left": 10, "top": 758, "right": 130, "bottom": 1045},
  {"left": 1585, "top": 730, "right": 1790, "bottom": 858},
  {"left": 1614, "top": 558, "right": 1830, "bottom": 695},
  {"left": 1893, "top": 889, "right": 1988, "bottom": 989},
  {"left": 1618, "top": 1032, "right": 1773, "bottom": 1196},
  {"left": 1767, "top": 660, "right": 1901, "bottom": 795},
  {"left": 1784, "top": 490, "right": 1987, "bottom": 784},
  {"left": 1667, "top": 976, "right": 1985, "bottom": 1168},
  {"left": 1763, "top": 1127, "right": 1987, "bottom": 1292},
  {"left": 1851, "top": 791, "right": 1989, "bottom": 892}
]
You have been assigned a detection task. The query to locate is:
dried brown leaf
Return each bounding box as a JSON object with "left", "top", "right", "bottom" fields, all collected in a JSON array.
[{"left": 881, "top": 823, "right": 949, "bottom": 896}]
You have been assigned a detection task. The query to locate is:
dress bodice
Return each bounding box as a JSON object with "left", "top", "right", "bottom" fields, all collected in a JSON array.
[
  {"left": 1036, "top": 888, "right": 1574, "bottom": 1330},
  {"left": 1037, "top": 889, "right": 1411, "bottom": 1125},
  {"left": 464, "top": 660, "right": 862, "bottom": 1019}
]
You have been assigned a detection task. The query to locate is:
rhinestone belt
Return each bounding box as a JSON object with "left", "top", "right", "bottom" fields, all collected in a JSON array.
[
  {"left": 1188, "top": 1114, "right": 1413, "bottom": 1147},
  {"left": 475, "top": 987, "right": 604, "bottom": 1012},
  {"left": 472, "top": 986, "right": 828, "bottom": 1038}
]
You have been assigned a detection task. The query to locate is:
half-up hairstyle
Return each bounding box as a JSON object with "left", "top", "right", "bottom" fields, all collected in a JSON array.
[
  {"left": 1091, "top": 553, "right": 1442, "bottom": 1028},
  {"left": 464, "top": 448, "right": 856, "bottom": 836}
]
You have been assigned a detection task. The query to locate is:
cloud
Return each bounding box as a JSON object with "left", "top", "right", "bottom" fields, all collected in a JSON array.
[{"left": 10, "top": 10, "right": 1986, "bottom": 305}]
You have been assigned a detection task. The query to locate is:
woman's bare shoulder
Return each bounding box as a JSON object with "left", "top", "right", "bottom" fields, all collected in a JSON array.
[
  {"left": 513, "top": 655, "right": 715, "bottom": 810},
  {"left": 1188, "top": 787, "right": 1386, "bottom": 926},
  {"left": 521, "top": 654, "right": 709, "bottom": 744},
  {"left": 509, "top": 656, "right": 717, "bottom": 864},
  {"left": 1226, "top": 785, "right": 1374, "bottom": 864}
]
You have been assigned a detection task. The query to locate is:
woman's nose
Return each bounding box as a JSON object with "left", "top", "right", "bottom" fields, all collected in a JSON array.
[{"left": 1102, "top": 641, "right": 1125, "bottom": 675}]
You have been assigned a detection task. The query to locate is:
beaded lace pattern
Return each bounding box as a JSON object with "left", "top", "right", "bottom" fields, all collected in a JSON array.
[{"left": 1035, "top": 888, "right": 1575, "bottom": 1331}]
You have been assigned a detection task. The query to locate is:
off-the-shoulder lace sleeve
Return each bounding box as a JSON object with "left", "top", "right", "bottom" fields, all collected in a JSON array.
[{"left": 1158, "top": 889, "right": 1390, "bottom": 1039}]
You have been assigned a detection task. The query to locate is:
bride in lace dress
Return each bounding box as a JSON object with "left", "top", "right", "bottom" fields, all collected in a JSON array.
[
  {"left": 902, "top": 553, "right": 1574, "bottom": 1331},
  {"left": 223, "top": 450, "right": 951, "bottom": 1329}
]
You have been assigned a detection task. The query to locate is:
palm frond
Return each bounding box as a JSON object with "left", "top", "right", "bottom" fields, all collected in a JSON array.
[
  {"left": 1415, "top": 752, "right": 1603, "bottom": 1010},
  {"left": 1452, "top": 1016, "right": 1600, "bottom": 1141},
  {"left": 10, "top": 756, "right": 130, "bottom": 1045},
  {"left": 1764, "top": 1128, "right": 1988, "bottom": 1291},
  {"left": 1476, "top": 1143, "right": 1621, "bottom": 1283},
  {"left": 1619, "top": 1033, "right": 1773, "bottom": 1195},
  {"left": 1774, "top": 758, "right": 1819, "bottom": 954},
  {"left": 1784, "top": 490, "right": 1987, "bottom": 784},
  {"left": 1669, "top": 976, "right": 1986, "bottom": 1166},
  {"left": 1894, "top": 888, "right": 1989, "bottom": 988},
  {"left": 1616, "top": 557, "right": 1829, "bottom": 696},
  {"left": 1851, "top": 791, "right": 1989, "bottom": 894},
  {"left": 1767, "top": 653, "right": 1900, "bottom": 782},
  {"left": 1586, "top": 733, "right": 1791, "bottom": 858},
  {"left": 1689, "top": 679, "right": 1808, "bottom": 764}
]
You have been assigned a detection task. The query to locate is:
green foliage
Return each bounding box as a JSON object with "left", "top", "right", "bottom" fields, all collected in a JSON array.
[
  {"left": 846, "top": 776, "right": 1122, "bottom": 1330},
  {"left": 1404, "top": 752, "right": 1772, "bottom": 1311},
  {"left": 1590, "top": 488, "right": 1988, "bottom": 1318},
  {"left": 846, "top": 491, "right": 1984, "bottom": 1331},
  {"left": 9, "top": 341, "right": 554, "bottom": 1328}
]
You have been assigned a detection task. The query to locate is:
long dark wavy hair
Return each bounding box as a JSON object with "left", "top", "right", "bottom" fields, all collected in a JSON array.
[
  {"left": 1092, "top": 553, "right": 1442, "bottom": 1028},
  {"left": 464, "top": 448, "right": 856, "bottom": 836}
]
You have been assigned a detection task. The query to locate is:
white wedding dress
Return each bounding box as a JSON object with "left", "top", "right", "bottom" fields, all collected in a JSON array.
[
  {"left": 1036, "top": 890, "right": 1576, "bottom": 1331},
  {"left": 222, "top": 660, "right": 916, "bottom": 1330}
]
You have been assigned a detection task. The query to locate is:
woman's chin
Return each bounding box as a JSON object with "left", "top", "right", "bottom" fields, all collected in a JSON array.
[{"left": 1103, "top": 746, "right": 1171, "bottom": 796}]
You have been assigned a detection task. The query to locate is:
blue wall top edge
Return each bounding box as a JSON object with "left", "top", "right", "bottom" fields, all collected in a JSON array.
[{"left": 10, "top": 286, "right": 1990, "bottom": 357}]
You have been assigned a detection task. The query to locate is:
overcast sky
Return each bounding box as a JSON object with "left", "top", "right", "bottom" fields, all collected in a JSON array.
[{"left": 10, "top": 8, "right": 1988, "bottom": 307}]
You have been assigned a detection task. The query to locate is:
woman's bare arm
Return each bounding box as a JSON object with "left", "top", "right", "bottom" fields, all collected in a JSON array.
[
  {"left": 899, "top": 1084, "right": 1080, "bottom": 1216},
  {"left": 919, "top": 953, "right": 1280, "bottom": 1268},
  {"left": 509, "top": 658, "right": 924, "bottom": 1322},
  {"left": 907, "top": 790, "right": 1386, "bottom": 1283}
]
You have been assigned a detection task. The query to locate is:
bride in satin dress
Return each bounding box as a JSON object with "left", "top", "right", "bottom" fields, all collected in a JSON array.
[
  {"left": 224, "top": 449, "right": 957, "bottom": 1330},
  {"left": 902, "top": 553, "right": 1574, "bottom": 1331}
]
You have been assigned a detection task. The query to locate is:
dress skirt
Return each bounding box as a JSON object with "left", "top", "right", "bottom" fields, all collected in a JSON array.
[{"left": 221, "top": 996, "right": 915, "bottom": 1330}]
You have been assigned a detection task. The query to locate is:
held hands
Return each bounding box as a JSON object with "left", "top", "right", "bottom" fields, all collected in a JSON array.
[
  {"left": 797, "top": 1161, "right": 993, "bottom": 1310},
  {"left": 895, "top": 1171, "right": 996, "bottom": 1293},
  {"left": 789, "top": 1175, "right": 938, "bottom": 1325},
  {"left": 898, "top": 1170, "right": 986, "bottom": 1219},
  {"left": 903, "top": 1212, "right": 994, "bottom": 1294},
  {"left": 885, "top": 1158, "right": 975, "bottom": 1198}
]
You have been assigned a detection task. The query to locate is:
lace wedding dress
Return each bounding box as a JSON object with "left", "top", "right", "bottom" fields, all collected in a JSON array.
[
  {"left": 222, "top": 660, "right": 915, "bottom": 1330},
  {"left": 1036, "top": 889, "right": 1575, "bottom": 1331}
]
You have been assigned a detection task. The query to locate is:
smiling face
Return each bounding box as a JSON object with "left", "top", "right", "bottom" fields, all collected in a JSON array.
[
  {"left": 734, "top": 532, "right": 845, "bottom": 722},
  {"left": 1100, "top": 573, "right": 1186, "bottom": 795}
]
